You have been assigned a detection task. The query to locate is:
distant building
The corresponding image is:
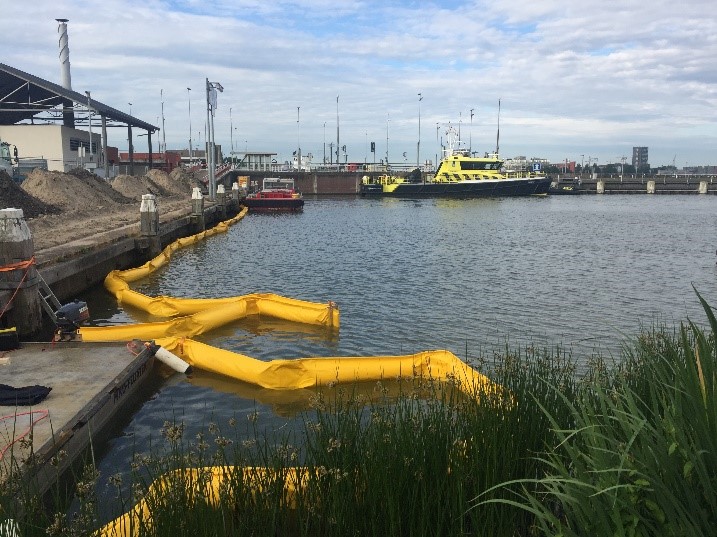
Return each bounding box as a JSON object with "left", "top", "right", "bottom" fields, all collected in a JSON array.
[
  {"left": 118, "top": 151, "right": 182, "bottom": 172},
  {"left": 632, "top": 146, "right": 648, "bottom": 169}
]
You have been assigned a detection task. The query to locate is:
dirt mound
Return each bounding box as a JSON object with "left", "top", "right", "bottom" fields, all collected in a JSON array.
[
  {"left": 21, "top": 168, "right": 133, "bottom": 211},
  {"left": 0, "top": 171, "right": 60, "bottom": 218},
  {"left": 147, "top": 169, "right": 191, "bottom": 196},
  {"left": 169, "top": 168, "right": 201, "bottom": 192},
  {"left": 111, "top": 174, "right": 173, "bottom": 200}
]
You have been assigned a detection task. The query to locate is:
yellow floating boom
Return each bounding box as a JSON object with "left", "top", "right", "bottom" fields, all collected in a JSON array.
[
  {"left": 98, "top": 466, "right": 310, "bottom": 537},
  {"left": 81, "top": 206, "right": 339, "bottom": 341},
  {"left": 155, "top": 337, "right": 496, "bottom": 396}
]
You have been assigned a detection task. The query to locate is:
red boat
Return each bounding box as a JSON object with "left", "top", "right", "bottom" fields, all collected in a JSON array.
[{"left": 242, "top": 178, "right": 304, "bottom": 212}]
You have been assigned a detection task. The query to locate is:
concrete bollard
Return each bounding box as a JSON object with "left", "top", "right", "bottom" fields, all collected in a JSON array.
[
  {"left": 647, "top": 180, "right": 655, "bottom": 194},
  {"left": 191, "top": 187, "right": 205, "bottom": 232},
  {"left": 138, "top": 194, "right": 161, "bottom": 257},
  {"left": 140, "top": 194, "right": 159, "bottom": 236},
  {"left": 191, "top": 187, "right": 204, "bottom": 215},
  {"left": 699, "top": 181, "right": 708, "bottom": 194},
  {"left": 0, "top": 208, "right": 43, "bottom": 336},
  {"left": 231, "top": 182, "right": 239, "bottom": 202},
  {"left": 217, "top": 184, "right": 227, "bottom": 218},
  {"left": 596, "top": 180, "right": 605, "bottom": 194}
]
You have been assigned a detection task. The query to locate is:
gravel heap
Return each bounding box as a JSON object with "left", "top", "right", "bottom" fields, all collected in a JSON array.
[{"left": 0, "top": 171, "right": 60, "bottom": 218}]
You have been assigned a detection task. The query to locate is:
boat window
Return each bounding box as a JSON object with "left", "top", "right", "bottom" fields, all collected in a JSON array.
[{"left": 459, "top": 161, "right": 502, "bottom": 171}]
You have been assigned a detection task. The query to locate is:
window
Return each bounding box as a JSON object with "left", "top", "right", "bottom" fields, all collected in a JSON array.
[{"left": 70, "top": 138, "right": 98, "bottom": 153}]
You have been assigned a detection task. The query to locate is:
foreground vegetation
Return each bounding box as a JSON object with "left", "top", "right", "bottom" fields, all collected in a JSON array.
[{"left": 2, "top": 293, "right": 717, "bottom": 536}]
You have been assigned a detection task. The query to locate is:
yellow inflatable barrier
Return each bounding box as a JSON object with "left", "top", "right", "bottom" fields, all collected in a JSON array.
[
  {"left": 99, "top": 465, "right": 310, "bottom": 537},
  {"left": 79, "top": 295, "right": 338, "bottom": 341},
  {"left": 155, "top": 337, "right": 496, "bottom": 397},
  {"left": 85, "top": 207, "right": 339, "bottom": 339}
]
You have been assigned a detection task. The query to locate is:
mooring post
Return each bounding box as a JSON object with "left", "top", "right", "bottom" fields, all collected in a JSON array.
[
  {"left": 0, "top": 208, "right": 43, "bottom": 336},
  {"left": 596, "top": 180, "right": 605, "bottom": 194},
  {"left": 217, "top": 184, "right": 227, "bottom": 218},
  {"left": 191, "top": 187, "right": 205, "bottom": 232},
  {"left": 699, "top": 180, "right": 708, "bottom": 194},
  {"left": 647, "top": 180, "right": 656, "bottom": 194},
  {"left": 138, "top": 194, "right": 161, "bottom": 257}
]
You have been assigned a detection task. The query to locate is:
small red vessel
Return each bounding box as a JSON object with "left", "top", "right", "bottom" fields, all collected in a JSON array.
[{"left": 242, "top": 177, "right": 304, "bottom": 212}]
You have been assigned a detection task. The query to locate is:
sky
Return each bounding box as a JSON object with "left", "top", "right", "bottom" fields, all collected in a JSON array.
[{"left": 4, "top": 0, "right": 717, "bottom": 168}]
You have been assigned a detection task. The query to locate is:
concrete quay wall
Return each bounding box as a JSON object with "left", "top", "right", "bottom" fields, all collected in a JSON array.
[
  {"left": 228, "top": 170, "right": 717, "bottom": 196},
  {"left": 227, "top": 170, "right": 364, "bottom": 195},
  {"left": 0, "top": 202, "right": 237, "bottom": 335},
  {"left": 556, "top": 177, "right": 717, "bottom": 195},
  {"left": 40, "top": 203, "right": 232, "bottom": 303}
]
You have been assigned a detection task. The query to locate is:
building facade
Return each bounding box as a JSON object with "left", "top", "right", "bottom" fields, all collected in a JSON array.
[{"left": 632, "top": 146, "right": 649, "bottom": 169}]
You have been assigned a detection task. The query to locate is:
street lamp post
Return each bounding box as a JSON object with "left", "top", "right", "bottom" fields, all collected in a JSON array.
[
  {"left": 187, "top": 88, "right": 192, "bottom": 167},
  {"left": 386, "top": 113, "right": 390, "bottom": 170},
  {"left": 230, "top": 107, "right": 234, "bottom": 169},
  {"left": 160, "top": 89, "right": 166, "bottom": 161},
  {"left": 205, "top": 78, "right": 224, "bottom": 200},
  {"left": 417, "top": 92, "right": 422, "bottom": 169},
  {"left": 86, "top": 91, "right": 93, "bottom": 162},
  {"left": 297, "top": 106, "right": 301, "bottom": 171}
]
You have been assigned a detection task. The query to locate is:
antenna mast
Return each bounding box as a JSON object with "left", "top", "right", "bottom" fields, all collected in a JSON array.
[{"left": 496, "top": 99, "right": 501, "bottom": 155}]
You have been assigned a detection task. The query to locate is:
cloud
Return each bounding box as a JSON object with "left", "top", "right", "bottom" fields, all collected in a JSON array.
[{"left": 4, "top": 0, "right": 717, "bottom": 166}]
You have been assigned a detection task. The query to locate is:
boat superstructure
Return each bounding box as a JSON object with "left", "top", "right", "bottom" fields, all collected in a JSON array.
[
  {"left": 360, "top": 126, "right": 551, "bottom": 198},
  {"left": 242, "top": 177, "right": 304, "bottom": 212}
]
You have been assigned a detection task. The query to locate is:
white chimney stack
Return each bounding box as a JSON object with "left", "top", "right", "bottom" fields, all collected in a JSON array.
[
  {"left": 56, "top": 18, "right": 75, "bottom": 128},
  {"left": 56, "top": 18, "right": 72, "bottom": 90}
]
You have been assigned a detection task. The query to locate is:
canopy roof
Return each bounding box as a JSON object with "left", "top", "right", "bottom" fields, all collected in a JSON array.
[{"left": 0, "top": 63, "right": 158, "bottom": 132}]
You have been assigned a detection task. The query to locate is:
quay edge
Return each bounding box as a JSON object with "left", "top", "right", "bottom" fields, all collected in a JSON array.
[{"left": 0, "top": 199, "right": 240, "bottom": 508}]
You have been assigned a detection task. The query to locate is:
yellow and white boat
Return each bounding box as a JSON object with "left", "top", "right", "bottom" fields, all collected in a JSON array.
[{"left": 361, "top": 127, "right": 550, "bottom": 198}]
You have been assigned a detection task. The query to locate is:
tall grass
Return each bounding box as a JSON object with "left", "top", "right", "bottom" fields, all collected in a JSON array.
[
  {"left": 4, "top": 297, "right": 717, "bottom": 535},
  {"left": 483, "top": 290, "right": 717, "bottom": 536}
]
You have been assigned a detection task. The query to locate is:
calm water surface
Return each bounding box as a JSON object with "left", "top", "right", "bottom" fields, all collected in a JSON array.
[{"left": 84, "top": 194, "right": 717, "bottom": 514}]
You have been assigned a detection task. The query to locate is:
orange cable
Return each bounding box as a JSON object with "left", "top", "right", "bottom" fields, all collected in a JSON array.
[{"left": 0, "top": 409, "right": 49, "bottom": 460}]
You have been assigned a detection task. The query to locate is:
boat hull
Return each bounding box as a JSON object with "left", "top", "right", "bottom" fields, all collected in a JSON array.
[
  {"left": 242, "top": 198, "right": 304, "bottom": 212},
  {"left": 549, "top": 181, "right": 583, "bottom": 195},
  {"left": 360, "top": 177, "right": 552, "bottom": 198}
]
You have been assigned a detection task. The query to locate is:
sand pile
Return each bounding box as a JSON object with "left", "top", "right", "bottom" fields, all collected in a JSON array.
[
  {"left": 149, "top": 169, "right": 194, "bottom": 196},
  {"left": 5, "top": 168, "right": 197, "bottom": 253},
  {"left": 0, "top": 171, "right": 60, "bottom": 218},
  {"left": 111, "top": 174, "right": 170, "bottom": 200},
  {"left": 22, "top": 168, "right": 133, "bottom": 212},
  {"left": 111, "top": 170, "right": 196, "bottom": 200},
  {"left": 169, "top": 168, "right": 200, "bottom": 192}
]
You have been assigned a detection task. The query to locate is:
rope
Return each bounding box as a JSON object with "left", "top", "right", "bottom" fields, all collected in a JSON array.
[
  {"left": 0, "top": 256, "right": 35, "bottom": 272},
  {"left": 0, "top": 258, "right": 34, "bottom": 321}
]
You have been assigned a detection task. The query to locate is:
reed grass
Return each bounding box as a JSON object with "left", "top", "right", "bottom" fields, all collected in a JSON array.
[
  {"left": 3, "top": 295, "right": 717, "bottom": 535},
  {"left": 480, "top": 289, "right": 717, "bottom": 536}
]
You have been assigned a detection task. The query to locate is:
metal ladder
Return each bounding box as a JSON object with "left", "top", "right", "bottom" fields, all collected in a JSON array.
[{"left": 37, "top": 273, "right": 61, "bottom": 323}]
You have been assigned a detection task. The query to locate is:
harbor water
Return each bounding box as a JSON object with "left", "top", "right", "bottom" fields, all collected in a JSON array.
[{"left": 83, "top": 194, "right": 717, "bottom": 514}]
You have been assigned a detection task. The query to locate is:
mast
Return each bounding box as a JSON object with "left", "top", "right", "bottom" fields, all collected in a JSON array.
[{"left": 495, "top": 99, "right": 501, "bottom": 155}]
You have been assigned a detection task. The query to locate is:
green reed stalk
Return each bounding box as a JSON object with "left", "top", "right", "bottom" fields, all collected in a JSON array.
[{"left": 480, "top": 289, "right": 717, "bottom": 536}]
